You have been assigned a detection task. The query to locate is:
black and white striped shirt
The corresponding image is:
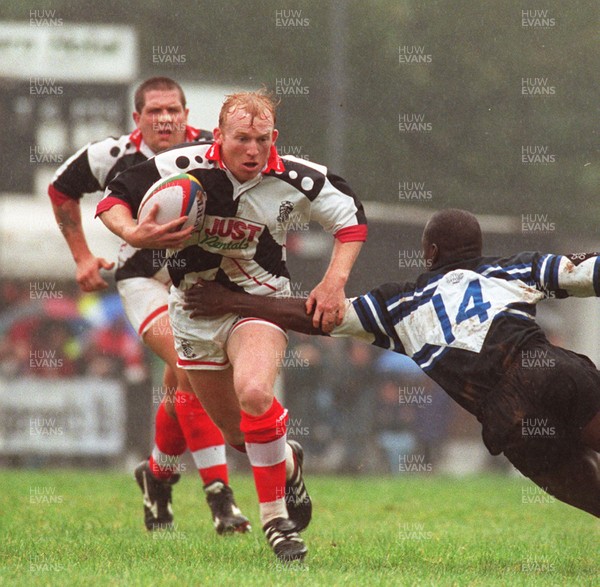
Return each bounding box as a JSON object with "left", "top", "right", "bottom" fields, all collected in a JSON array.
[
  {"left": 98, "top": 141, "right": 367, "bottom": 292},
  {"left": 48, "top": 126, "right": 212, "bottom": 282}
]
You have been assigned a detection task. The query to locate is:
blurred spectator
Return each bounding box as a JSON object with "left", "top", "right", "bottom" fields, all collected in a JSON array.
[
  {"left": 412, "top": 380, "right": 452, "bottom": 469},
  {"left": 30, "top": 318, "right": 83, "bottom": 378},
  {"left": 375, "top": 378, "right": 418, "bottom": 474},
  {"left": 374, "top": 352, "right": 452, "bottom": 474},
  {"left": 283, "top": 334, "right": 335, "bottom": 456},
  {"left": 329, "top": 339, "right": 378, "bottom": 474},
  {"left": 84, "top": 315, "right": 147, "bottom": 383},
  {"left": 1, "top": 315, "right": 83, "bottom": 379},
  {"left": 0, "top": 279, "right": 28, "bottom": 307},
  {"left": 0, "top": 281, "right": 147, "bottom": 383}
]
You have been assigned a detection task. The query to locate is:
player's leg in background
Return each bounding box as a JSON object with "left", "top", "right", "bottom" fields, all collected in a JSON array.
[
  {"left": 537, "top": 411, "right": 600, "bottom": 517},
  {"left": 519, "top": 354, "right": 600, "bottom": 518},
  {"left": 144, "top": 314, "right": 250, "bottom": 533},
  {"left": 509, "top": 444, "right": 600, "bottom": 518},
  {"left": 146, "top": 358, "right": 186, "bottom": 481},
  {"left": 483, "top": 346, "right": 600, "bottom": 518},
  {"left": 581, "top": 411, "right": 600, "bottom": 452},
  {"left": 144, "top": 314, "right": 228, "bottom": 485},
  {"left": 226, "top": 321, "right": 309, "bottom": 561},
  {"left": 130, "top": 316, "right": 185, "bottom": 531},
  {"left": 184, "top": 367, "right": 244, "bottom": 446},
  {"left": 497, "top": 413, "right": 599, "bottom": 518}
]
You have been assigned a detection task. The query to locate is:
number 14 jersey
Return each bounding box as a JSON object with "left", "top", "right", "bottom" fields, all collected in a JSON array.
[{"left": 333, "top": 251, "right": 600, "bottom": 413}]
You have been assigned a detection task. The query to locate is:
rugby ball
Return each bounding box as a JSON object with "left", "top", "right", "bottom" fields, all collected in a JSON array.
[{"left": 138, "top": 173, "right": 206, "bottom": 231}]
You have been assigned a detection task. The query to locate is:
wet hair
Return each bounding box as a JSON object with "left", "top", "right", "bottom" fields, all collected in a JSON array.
[
  {"left": 423, "top": 208, "right": 482, "bottom": 264},
  {"left": 218, "top": 90, "right": 278, "bottom": 129},
  {"left": 134, "top": 77, "right": 186, "bottom": 113}
]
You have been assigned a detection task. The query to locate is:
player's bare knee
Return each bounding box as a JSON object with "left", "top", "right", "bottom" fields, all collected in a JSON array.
[
  {"left": 236, "top": 382, "right": 273, "bottom": 416},
  {"left": 239, "top": 394, "right": 273, "bottom": 416}
]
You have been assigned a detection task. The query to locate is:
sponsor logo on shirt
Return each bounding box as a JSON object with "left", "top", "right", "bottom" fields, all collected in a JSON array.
[
  {"left": 445, "top": 272, "right": 464, "bottom": 285},
  {"left": 199, "top": 216, "right": 266, "bottom": 255}
]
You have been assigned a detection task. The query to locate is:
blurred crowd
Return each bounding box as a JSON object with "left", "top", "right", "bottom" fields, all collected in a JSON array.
[
  {"left": 0, "top": 279, "right": 147, "bottom": 383},
  {"left": 1, "top": 279, "right": 460, "bottom": 474},
  {"left": 283, "top": 333, "right": 453, "bottom": 475}
]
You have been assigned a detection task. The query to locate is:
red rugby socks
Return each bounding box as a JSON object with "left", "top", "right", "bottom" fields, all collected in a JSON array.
[
  {"left": 174, "top": 390, "right": 229, "bottom": 485},
  {"left": 149, "top": 399, "right": 186, "bottom": 480},
  {"left": 241, "top": 398, "right": 289, "bottom": 525}
]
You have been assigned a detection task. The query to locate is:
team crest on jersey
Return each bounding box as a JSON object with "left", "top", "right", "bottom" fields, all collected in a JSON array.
[
  {"left": 277, "top": 201, "right": 295, "bottom": 223},
  {"left": 179, "top": 339, "right": 195, "bottom": 359},
  {"left": 446, "top": 271, "right": 464, "bottom": 285}
]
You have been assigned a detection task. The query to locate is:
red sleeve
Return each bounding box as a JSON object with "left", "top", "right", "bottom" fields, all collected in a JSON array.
[
  {"left": 334, "top": 225, "right": 368, "bottom": 243},
  {"left": 95, "top": 197, "right": 132, "bottom": 218},
  {"left": 47, "top": 185, "right": 73, "bottom": 207}
]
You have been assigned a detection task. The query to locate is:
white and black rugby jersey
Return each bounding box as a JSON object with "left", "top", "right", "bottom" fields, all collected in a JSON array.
[
  {"left": 334, "top": 251, "right": 600, "bottom": 414},
  {"left": 98, "top": 142, "right": 367, "bottom": 293},
  {"left": 48, "top": 126, "right": 212, "bottom": 282}
]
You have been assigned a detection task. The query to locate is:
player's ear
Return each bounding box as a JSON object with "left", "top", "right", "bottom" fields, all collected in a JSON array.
[
  {"left": 133, "top": 111, "right": 141, "bottom": 126},
  {"left": 425, "top": 243, "right": 438, "bottom": 268},
  {"left": 272, "top": 128, "right": 279, "bottom": 144},
  {"left": 213, "top": 127, "right": 222, "bottom": 144}
]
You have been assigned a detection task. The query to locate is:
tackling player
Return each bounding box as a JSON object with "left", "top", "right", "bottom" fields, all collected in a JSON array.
[
  {"left": 184, "top": 208, "right": 600, "bottom": 519},
  {"left": 96, "top": 91, "right": 367, "bottom": 561},
  {"left": 48, "top": 77, "right": 249, "bottom": 534}
]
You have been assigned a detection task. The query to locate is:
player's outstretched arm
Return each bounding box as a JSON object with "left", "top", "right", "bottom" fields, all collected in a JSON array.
[
  {"left": 183, "top": 281, "right": 324, "bottom": 335},
  {"left": 537, "top": 253, "right": 600, "bottom": 298},
  {"left": 52, "top": 198, "right": 114, "bottom": 292},
  {"left": 98, "top": 202, "right": 194, "bottom": 249}
]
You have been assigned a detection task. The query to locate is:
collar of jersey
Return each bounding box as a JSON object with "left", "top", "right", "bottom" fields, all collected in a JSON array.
[
  {"left": 128, "top": 125, "right": 201, "bottom": 152},
  {"left": 205, "top": 143, "right": 285, "bottom": 174}
]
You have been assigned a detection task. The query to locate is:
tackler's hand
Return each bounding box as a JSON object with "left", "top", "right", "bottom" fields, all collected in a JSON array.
[{"left": 183, "top": 280, "right": 238, "bottom": 317}]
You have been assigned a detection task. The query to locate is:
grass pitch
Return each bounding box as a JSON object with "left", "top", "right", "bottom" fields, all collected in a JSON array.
[{"left": 1, "top": 470, "right": 598, "bottom": 586}]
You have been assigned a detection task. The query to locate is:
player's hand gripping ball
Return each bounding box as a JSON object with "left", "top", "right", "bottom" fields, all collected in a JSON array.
[{"left": 138, "top": 173, "right": 207, "bottom": 232}]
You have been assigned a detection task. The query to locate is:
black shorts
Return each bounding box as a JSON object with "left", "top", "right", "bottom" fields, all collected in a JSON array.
[{"left": 479, "top": 341, "right": 600, "bottom": 475}]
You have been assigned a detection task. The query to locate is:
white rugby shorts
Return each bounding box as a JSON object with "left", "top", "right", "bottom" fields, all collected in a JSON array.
[
  {"left": 169, "top": 287, "right": 287, "bottom": 370},
  {"left": 117, "top": 277, "right": 170, "bottom": 338}
]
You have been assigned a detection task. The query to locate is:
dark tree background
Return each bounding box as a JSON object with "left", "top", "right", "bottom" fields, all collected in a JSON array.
[{"left": 3, "top": 0, "right": 598, "bottom": 236}]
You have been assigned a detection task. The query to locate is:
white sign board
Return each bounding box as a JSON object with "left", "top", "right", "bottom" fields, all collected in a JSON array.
[
  {"left": 0, "top": 22, "right": 137, "bottom": 82},
  {"left": 0, "top": 377, "right": 126, "bottom": 455},
  {"left": 0, "top": 196, "right": 122, "bottom": 279}
]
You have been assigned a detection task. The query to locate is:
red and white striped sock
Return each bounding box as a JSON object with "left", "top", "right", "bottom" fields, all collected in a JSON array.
[
  {"left": 174, "top": 390, "right": 228, "bottom": 486},
  {"left": 149, "top": 399, "right": 186, "bottom": 480},
  {"left": 241, "top": 398, "right": 289, "bottom": 526}
]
